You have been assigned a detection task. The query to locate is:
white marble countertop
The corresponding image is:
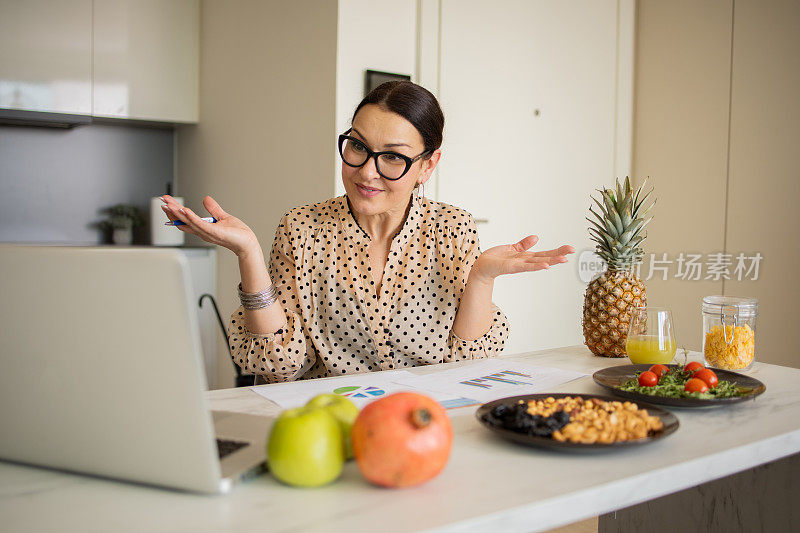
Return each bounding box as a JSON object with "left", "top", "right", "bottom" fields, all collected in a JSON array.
[{"left": 2, "top": 345, "right": 799, "bottom": 532}]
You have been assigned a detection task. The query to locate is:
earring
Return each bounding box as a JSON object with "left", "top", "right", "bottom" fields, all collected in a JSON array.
[{"left": 416, "top": 182, "right": 425, "bottom": 207}]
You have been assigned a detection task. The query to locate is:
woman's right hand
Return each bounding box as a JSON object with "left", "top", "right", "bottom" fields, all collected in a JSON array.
[{"left": 161, "top": 195, "right": 259, "bottom": 257}]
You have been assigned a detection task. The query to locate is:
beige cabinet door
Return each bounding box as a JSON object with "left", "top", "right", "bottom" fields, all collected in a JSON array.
[
  {"left": 632, "top": 0, "right": 733, "bottom": 353},
  {"left": 93, "top": 0, "right": 199, "bottom": 122},
  {"left": 725, "top": 0, "right": 800, "bottom": 368},
  {"left": 0, "top": 0, "right": 92, "bottom": 114},
  {"left": 438, "top": 0, "right": 630, "bottom": 354}
]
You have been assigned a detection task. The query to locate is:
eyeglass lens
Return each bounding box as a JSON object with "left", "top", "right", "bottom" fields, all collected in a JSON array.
[{"left": 341, "top": 138, "right": 408, "bottom": 180}]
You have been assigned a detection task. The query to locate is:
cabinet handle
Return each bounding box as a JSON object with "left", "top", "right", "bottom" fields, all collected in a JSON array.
[{"left": 474, "top": 218, "right": 489, "bottom": 224}]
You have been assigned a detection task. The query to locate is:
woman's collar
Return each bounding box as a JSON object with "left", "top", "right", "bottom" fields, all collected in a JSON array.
[{"left": 340, "top": 194, "right": 422, "bottom": 246}]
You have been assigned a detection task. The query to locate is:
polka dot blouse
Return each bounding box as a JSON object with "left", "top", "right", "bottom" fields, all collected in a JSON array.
[{"left": 228, "top": 195, "right": 509, "bottom": 383}]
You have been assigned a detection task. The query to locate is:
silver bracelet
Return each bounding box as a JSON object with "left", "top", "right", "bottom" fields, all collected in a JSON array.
[{"left": 238, "top": 282, "right": 277, "bottom": 310}]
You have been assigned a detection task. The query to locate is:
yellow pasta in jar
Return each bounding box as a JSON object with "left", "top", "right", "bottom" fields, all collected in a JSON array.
[{"left": 704, "top": 324, "right": 755, "bottom": 369}]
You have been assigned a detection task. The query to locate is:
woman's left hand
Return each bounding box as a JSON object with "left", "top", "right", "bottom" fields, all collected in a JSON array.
[{"left": 469, "top": 235, "right": 575, "bottom": 284}]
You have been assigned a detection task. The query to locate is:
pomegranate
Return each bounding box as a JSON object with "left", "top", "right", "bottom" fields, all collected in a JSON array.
[{"left": 351, "top": 392, "right": 453, "bottom": 488}]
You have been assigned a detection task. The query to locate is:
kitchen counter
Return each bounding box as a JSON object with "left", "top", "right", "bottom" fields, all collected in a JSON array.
[{"left": 2, "top": 346, "right": 799, "bottom": 532}]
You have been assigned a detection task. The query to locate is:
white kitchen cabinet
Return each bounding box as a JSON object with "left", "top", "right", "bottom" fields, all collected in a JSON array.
[
  {"left": 437, "top": 0, "right": 633, "bottom": 355},
  {"left": 93, "top": 0, "right": 199, "bottom": 122},
  {"left": 0, "top": 0, "right": 92, "bottom": 115},
  {"left": 179, "top": 247, "right": 220, "bottom": 390}
]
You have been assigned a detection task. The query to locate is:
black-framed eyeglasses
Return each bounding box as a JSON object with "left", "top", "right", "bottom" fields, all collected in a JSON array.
[{"left": 338, "top": 129, "right": 431, "bottom": 180}]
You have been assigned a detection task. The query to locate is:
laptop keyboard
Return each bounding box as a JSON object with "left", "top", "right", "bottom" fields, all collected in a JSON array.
[{"left": 216, "top": 438, "right": 249, "bottom": 459}]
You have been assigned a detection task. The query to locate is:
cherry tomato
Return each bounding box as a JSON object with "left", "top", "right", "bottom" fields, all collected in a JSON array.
[
  {"left": 638, "top": 371, "right": 658, "bottom": 387},
  {"left": 685, "top": 361, "right": 705, "bottom": 375},
  {"left": 649, "top": 364, "right": 669, "bottom": 379},
  {"left": 693, "top": 368, "right": 719, "bottom": 389},
  {"left": 685, "top": 378, "right": 709, "bottom": 393}
]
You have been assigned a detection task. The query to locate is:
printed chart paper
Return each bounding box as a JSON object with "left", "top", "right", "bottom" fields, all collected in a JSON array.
[
  {"left": 392, "top": 360, "right": 587, "bottom": 403},
  {"left": 250, "top": 370, "right": 474, "bottom": 410}
]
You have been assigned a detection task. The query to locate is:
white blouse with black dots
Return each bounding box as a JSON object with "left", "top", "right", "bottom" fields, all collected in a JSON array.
[{"left": 227, "top": 195, "right": 509, "bottom": 383}]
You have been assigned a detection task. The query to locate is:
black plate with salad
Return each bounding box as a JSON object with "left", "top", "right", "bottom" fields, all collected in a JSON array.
[{"left": 593, "top": 363, "right": 766, "bottom": 408}]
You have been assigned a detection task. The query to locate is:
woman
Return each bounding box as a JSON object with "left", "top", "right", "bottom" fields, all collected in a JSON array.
[{"left": 161, "top": 81, "right": 574, "bottom": 383}]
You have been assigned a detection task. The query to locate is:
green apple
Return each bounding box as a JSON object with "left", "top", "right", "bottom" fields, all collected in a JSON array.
[
  {"left": 267, "top": 406, "right": 344, "bottom": 487},
  {"left": 306, "top": 393, "right": 360, "bottom": 459}
]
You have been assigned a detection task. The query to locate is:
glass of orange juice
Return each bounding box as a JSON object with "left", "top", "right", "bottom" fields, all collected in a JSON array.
[{"left": 626, "top": 306, "right": 677, "bottom": 365}]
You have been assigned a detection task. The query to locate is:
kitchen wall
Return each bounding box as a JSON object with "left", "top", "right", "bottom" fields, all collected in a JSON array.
[
  {"left": 174, "top": 0, "right": 799, "bottom": 383},
  {"left": 176, "top": 0, "right": 338, "bottom": 388},
  {"left": 178, "top": 0, "right": 634, "bottom": 385},
  {"left": 0, "top": 122, "right": 173, "bottom": 244},
  {"left": 633, "top": 0, "right": 800, "bottom": 368}
]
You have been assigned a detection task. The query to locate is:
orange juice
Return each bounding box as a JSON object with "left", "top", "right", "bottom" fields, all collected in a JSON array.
[{"left": 625, "top": 334, "right": 677, "bottom": 364}]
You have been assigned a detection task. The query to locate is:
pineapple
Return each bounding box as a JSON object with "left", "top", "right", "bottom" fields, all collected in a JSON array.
[{"left": 583, "top": 177, "right": 655, "bottom": 357}]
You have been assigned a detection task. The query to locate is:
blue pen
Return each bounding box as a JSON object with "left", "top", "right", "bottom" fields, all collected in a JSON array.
[{"left": 165, "top": 217, "right": 217, "bottom": 226}]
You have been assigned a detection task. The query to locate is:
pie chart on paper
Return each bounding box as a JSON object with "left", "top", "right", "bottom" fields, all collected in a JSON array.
[{"left": 333, "top": 385, "right": 386, "bottom": 399}]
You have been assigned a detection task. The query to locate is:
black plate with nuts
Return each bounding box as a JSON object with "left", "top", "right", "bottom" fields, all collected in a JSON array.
[{"left": 476, "top": 393, "right": 679, "bottom": 452}]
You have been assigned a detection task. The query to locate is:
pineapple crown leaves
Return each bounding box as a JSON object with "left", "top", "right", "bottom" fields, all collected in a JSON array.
[{"left": 586, "top": 177, "right": 656, "bottom": 270}]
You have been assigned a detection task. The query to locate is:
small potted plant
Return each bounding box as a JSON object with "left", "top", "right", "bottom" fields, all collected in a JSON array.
[{"left": 100, "top": 204, "right": 145, "bottom": 245}]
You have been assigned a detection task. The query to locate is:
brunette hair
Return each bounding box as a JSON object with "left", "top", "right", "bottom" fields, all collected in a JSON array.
[{"left": 351, "top": 81, "right": 444, "bottom": 156}]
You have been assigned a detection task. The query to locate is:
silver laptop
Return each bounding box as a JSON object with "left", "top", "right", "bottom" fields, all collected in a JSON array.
[{"left": 0, "top": 244, "right": 269, "bottom": 494}]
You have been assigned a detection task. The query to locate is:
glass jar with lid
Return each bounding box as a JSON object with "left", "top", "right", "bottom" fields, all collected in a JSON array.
[{"left": 702, "top": 296, "right": 758, "bottom": 370}]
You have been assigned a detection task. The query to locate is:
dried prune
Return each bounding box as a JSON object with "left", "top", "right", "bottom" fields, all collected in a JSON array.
[
  {"left": 490, "top": 404, "right": 512, "bottom": 420},
  {"left": 552, "top": 411, "right": 570, "bottom": 425},
  {"left": 485, "top": 401, "right": 570, "bottom": 439},
  {"left": 530, "top": 425, "right": 553, "bottom": 437},
  {"left": 510, "top": 411, "right": 533, "bottom": 430}
]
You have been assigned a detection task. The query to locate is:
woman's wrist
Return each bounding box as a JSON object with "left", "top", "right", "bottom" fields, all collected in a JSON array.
[
  {"left": 238, "top": 282, "right": 278, "bottom": 310},
  {"left": 237, "top": 245, "right": 271, "bottom": 293},
  {"left": 235, "top": 239, "right": 262, "bottom": 261},
  {"left": 453, "top": 270, "right": 495, "bottom": 341},
  {"left": 467, "top": 254, "right": 497, "bottom": 287},
  {"left": 467, "top": 267, "right": 495, "bottom": 288}
]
